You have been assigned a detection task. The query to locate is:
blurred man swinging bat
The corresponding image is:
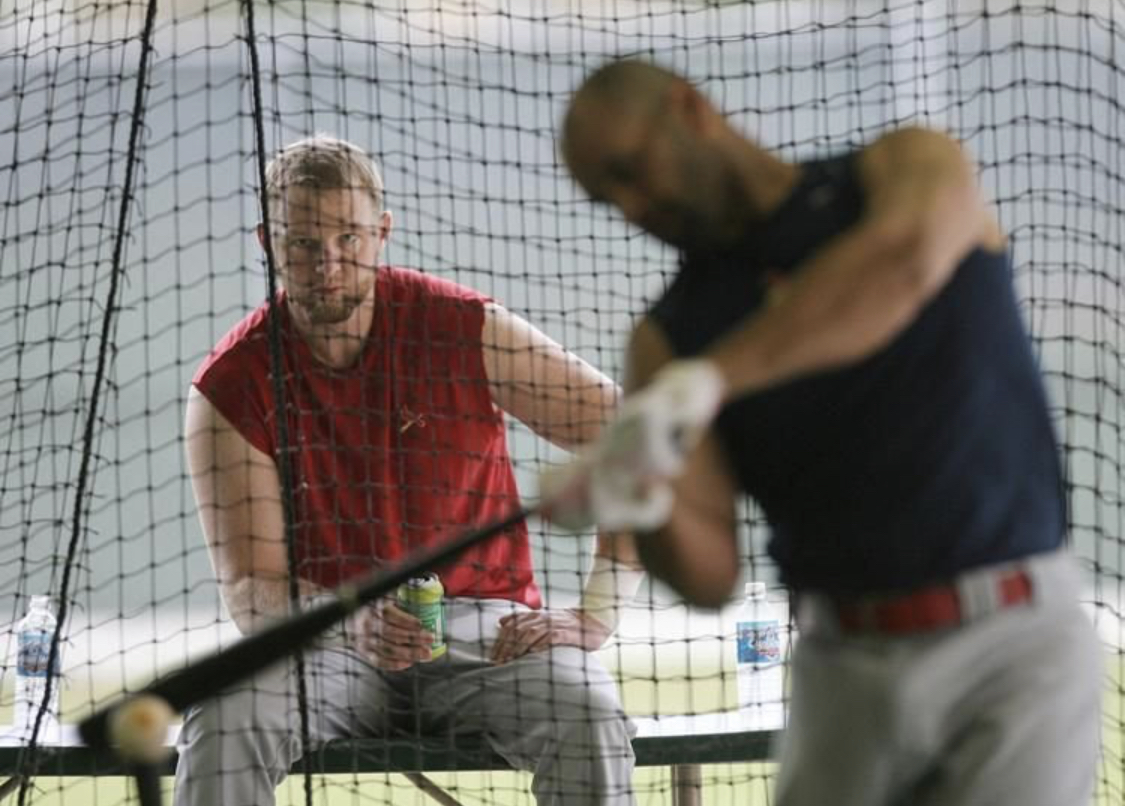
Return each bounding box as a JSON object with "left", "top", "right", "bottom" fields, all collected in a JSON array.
[{"left": 544, "top": 58, "right": 1102, "bottom": 806}]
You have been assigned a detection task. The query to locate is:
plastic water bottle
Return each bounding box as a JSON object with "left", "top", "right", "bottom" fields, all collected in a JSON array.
[
  {"left": 735, "top": 582, "right": 784, "bottom": 730},
  {"left": 12, "top": 595, "right": 62, "bottom": 740}
]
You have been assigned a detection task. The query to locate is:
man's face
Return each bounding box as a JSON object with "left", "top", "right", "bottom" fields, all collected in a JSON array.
[
  {"left": 566, "top": 96, "right": 739, "bottom": 252},
  {"left": 270, "top": 187, "right": 389, "bottom": 324}
]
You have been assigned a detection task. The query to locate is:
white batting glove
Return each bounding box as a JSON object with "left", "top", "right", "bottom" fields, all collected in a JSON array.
[
  {"left": 539, "top": 359, "right": 726, "bottom": 531},
  {"left": 608, "top": 358, "right": 727, "bottom": 477},
  {"left": 539, "top": 450, "right": 675, "bottom": 532}
]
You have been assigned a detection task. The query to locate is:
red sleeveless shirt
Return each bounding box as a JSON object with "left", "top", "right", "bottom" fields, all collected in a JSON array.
[{"left": 192, "top": 267, "right": 541, "bottom": 607}]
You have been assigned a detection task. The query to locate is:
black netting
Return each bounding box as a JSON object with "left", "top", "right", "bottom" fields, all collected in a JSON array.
[{"left": 1, "top": 2, "right": 1122, "bottom": 804}]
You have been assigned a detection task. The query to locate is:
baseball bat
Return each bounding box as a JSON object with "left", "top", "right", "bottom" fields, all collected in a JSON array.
[{"left": 78, "top": 505, "right": 535, "bottom": 754}]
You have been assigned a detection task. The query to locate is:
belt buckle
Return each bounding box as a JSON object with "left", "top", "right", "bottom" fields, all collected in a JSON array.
[{"left": 957, "top": 566, "right": 1034, "bottom": 622}]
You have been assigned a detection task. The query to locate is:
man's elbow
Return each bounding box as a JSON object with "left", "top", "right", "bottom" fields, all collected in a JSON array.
[
  {"left": 870, "top": 181, "right": 982, "bottom": 301},
  {"left": 220, "top": 576, "right": 262, "bottom": 635},
  {"left": 674, "top": 563, "right": 740, "bottom": 610},
  {"left": 861, "top": 214, "right": 958, "bottom": 329},
  {"left": 635, "top": 521, "right": 740, "bottom": 610}
]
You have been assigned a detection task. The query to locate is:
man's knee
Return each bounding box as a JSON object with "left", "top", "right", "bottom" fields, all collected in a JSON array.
[
  {"left": 543, "top": 649, "right": 625, "bottom": 706},
  {"left": 536, "top": 652, "right": 633, "bottom": 748},
  {"left": 179, "top": 664, "right": 296, "bottom": 749}
]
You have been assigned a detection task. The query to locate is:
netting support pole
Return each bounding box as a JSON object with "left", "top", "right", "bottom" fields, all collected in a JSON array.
[{"left": 671, "top": 763, "right": 702, "bottom": 806}]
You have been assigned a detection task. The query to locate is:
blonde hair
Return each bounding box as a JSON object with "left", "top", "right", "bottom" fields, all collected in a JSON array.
[{"left": 264, "top": 134, "right": 385, "bottom": 216}]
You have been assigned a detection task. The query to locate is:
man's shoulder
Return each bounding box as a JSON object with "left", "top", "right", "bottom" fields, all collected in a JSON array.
[
  {"left": 379, "top": 267, "right": 492, "bottom": 346},
  {"left": 192, "top": 299, "right": 274, "bottom": 387},
  {"left": 381, "top": 266, "right": 491, "bottom": 307},
  {"left": 857, "top": 126, "right": 967, "bottom": 181}
]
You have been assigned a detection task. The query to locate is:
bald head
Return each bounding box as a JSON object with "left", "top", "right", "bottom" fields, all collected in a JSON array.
[
  {"left": 561, "top": 59, "right": 729, "bottom": 249},
  {"left": 571, "top": 59, "right": 680, "bottom": 111},
  {"left": 559, "top": 59, "right": 777, "bottom": 252},
  {"left": 562, "top": 60, "right": 683, "bottom": 166}
]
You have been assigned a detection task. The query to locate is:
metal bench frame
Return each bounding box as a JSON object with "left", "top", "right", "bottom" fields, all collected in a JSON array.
[{"left": 1, "top": 717, "right": 778, "bottom": 806}]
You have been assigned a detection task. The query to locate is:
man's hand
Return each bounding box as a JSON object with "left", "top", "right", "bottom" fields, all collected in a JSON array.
[
  {"left": 540, "top": 358, "right": 726, "bottom": 532},
  {"left": 345, "top": 598, "right": 434, "bottom": 671},
  {"left": 490, "top": 608, "right": 612, "bottom": 664}
]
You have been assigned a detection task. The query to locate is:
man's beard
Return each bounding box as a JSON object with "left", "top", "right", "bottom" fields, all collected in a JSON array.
[
  {"left": 668, "top": 165, "right": 749, "bottom": 253},
  {"left": 292, "top": 290, "right": 366, "bottom": 324},
  {"left": 652, "top": 204, "right": 715, "bottom": 253}
]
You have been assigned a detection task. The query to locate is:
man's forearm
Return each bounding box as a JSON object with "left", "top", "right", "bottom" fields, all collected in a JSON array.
[
  {"left": 223, "top": 574, "right": 326, "bottom": 634},
  {"left": 705, "top": 218, "right": 930, "bottom": 401},
  {"left": 594, "top": 529, "right": 640, "bottom": 565},
  {"left": 579, "top": 536, "right": 645, "bottom": 634}
]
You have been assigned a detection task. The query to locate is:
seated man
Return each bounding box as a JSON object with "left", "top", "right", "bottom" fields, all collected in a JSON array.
[{"left": 176, "top": 135, "right": 643, "bottom": 806}]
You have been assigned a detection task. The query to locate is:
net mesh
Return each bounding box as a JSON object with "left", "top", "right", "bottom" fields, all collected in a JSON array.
[{"left": 1, "top": 1, "right": 1122, "bottom": 804}]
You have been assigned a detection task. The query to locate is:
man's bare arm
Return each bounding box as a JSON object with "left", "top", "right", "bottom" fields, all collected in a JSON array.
[
  {"left": 482, "top": 302, "right": 619, "bottom": 451},
  {"left": 184, "top": 387, "right": 322, "bottom": 634},
  {"left": 625, "top": 319, "right": 740, "bottom": 607},
  {"left": 185, "top": 388, "right": 434, "bottom": 668},
  {"left": 482, "top": 302, "right": 640, "bottom": 564},
  {"left": 709, "top": 127, "right": 1000, "bottom": 400},
  {"left": 482, "top": 303, "right": 645, "bottom": 649}
]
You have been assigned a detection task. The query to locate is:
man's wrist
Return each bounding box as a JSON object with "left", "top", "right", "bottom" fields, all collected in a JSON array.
[
  {"left": 303, "top": 591, "right": 349, "bottom": 645},
  {"left": 577, "top": 555, "right": 645, "bottom": 635},
  {"left": 654, "top": 358, "right": 727, "bottom": 415}
]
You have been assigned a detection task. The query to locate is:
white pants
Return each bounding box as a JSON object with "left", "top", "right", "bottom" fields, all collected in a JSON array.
[
  {"left": 775, "top": 551, "right": 1103, "bottom": 806},
  {"left": 173, "top": 599, "right": 637, "bottom": 806}
]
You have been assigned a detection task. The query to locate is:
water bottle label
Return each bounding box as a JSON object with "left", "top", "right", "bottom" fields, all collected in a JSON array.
[
  {"left": 736, "top": 620, "right": 780, "bottom": 664},
  {"left": 18, "top": 631, "right": 57, "bottom": 678}
]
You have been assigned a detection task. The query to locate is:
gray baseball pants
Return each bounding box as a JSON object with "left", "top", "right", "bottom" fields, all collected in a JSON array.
[
  {"left": 775, "top": 550, "right": 1103, "bottom": 806},
  {"left": 173, "top": 599, "right": 637, "bottom": 806}
]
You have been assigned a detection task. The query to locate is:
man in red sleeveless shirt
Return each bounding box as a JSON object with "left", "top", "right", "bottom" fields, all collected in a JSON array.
[{"left": 175, "top": 136, "right": 642, "bottom": 806}]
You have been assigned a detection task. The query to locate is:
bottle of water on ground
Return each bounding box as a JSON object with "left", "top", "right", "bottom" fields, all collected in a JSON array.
[
  {"left": 735, "top": 582, "right": 785, "bottom": 730},
  {"left": 12, "top": 595, "right": 62, "bottom": 740}
]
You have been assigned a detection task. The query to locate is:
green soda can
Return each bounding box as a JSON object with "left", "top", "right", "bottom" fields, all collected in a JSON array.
[{"left": 396, "top": 573, "right": 447, "bottom": 660}]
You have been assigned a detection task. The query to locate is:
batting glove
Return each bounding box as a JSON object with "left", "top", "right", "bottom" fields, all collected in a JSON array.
[{"left": 539, "top": 359, "right": 725, "bottom": 531}]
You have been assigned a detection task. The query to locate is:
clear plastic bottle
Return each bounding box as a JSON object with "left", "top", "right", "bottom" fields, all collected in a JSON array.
[
  {"left": 13, "top": 595, "right": 61, "bottom": 740},
  {"left": 735, "top": 582, "right": 784, "bottom": 730}
]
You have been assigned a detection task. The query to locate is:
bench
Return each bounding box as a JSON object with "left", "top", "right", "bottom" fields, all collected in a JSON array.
[{"left": 0, "top": 713, "right": 778, "bottom": 806}]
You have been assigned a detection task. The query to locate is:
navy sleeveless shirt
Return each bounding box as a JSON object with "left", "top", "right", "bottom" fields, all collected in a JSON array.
[{"left": 648, "top": 152, "right": 1065, "bottom": 595}]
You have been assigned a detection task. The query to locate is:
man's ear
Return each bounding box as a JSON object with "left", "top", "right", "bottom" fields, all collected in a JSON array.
[{"left": 379, "top": 209, "right": 394, "bottom": 245}]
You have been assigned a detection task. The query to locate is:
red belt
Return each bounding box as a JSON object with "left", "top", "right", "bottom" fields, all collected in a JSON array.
[{"left": 830, "top": 569, "right": 1034, "bottom": 634}]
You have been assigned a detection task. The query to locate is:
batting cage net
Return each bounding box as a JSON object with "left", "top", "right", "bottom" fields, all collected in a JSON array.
[{"left": 1, "top": 1, "right": 1122, "bottom": 804}]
